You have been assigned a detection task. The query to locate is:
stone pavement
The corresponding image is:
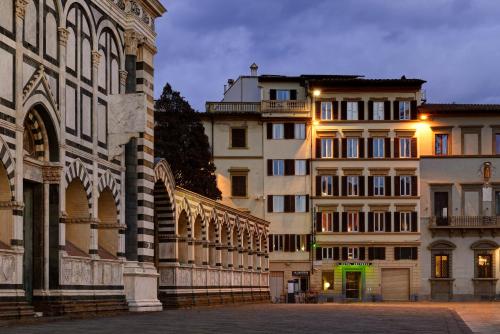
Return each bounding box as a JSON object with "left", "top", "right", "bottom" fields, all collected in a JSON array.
[{"left": 0, "top": 303, "right": 479, "bottom": 334}]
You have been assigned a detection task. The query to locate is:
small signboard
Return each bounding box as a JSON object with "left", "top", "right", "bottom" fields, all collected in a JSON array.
[
  {"left": 336, "top": 262, "right": 372, "bottom": 266},
  {"left": 292, "top": 271, "right": 310, "bottom": 277}
]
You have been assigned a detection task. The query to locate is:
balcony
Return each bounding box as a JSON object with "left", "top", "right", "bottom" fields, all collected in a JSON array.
[
  {"left": 428, "top": 216, "right": 500, "bottom": 236},
  {"left": 261, "top": 100, "right": 309, "bottom": 113},
  {"left": 206, "top": 102, "right": 261, "bottom": 113}
]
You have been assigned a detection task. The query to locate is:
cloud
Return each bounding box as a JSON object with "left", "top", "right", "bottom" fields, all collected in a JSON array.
[{"left": 154, "top": 0, "right": 500, "bottom": 111}]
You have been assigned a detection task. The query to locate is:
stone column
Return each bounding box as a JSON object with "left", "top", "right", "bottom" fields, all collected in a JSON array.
[
  {"left": 12, "top": 0, "right": 28, "bottom": 250},
  {"left": 57, "top": 28, "right": 68, "bottom": 260},
  {"left": 124, "top": 29, "right": 141, "bottom": 93},
  {"left": 248, "top": 239, "right": 253, "bottom": 270},
  {"left": 89, "top": 51, "right": 101, "bottom": 258}
]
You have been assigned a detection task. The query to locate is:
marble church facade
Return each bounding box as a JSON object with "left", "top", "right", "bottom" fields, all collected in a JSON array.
[{"left": 0, "top": 0, "right": 270, "bottom": 319}]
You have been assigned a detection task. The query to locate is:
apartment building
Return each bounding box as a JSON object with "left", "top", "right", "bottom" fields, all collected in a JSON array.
[
  {"left": 203, "top": 66, "right": 426, "bottom": 301},
  {"left": 418, "top": 104, "right": 500, "bottom": 300}
]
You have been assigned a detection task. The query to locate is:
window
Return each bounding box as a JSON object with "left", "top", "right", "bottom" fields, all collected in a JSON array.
[
  {"left": 272, "top": 235, "right": 284, "bottom": 251},
  {"left": 373, "top": 138, "right": 385, "bottom": 158},
  {"left": 347, "top": 102, "right": 358, "bottom": 120},
  {"left": 400, "top": 212, "right": 412, "bottom": 232},
  {"left": 373, "top": 212, "right": 385, "bottom": 232},
  {"left": 348, "top": 247, "right": 359, "bottom": 260},
  {"left": 373, "top": 176, "right": 385, "bottom": 196},
  {"left": 322, "top": 247, "right": 334, "bottom": 259},
  {"left": 321, "top": 102, "right": 333, "bottom": 120},
  {"left": 294, "top": 123, "right": 306, "bottom": 139},
  {"left": 321, "top": 138, "right": 334, "bottom": 158},
  {"left": 295, "top": 160, "right": 307, "bottom": 176},
  {"left": 495, "top": 134, "right": 500, "bottom": 154},
  {"left": 272, "top": 123, "right": 284, "bottom": 139},
  {"left": 477, "top": 254, "right": 493, "bottom": 278},
  {"left": 435, "top": 255, "right": 449, "bottom": 278},
  {"left": 435, "top": 134, "right": 448, "bottom": 156},
  {"left": 347, "top": 138, "right": 359, "bottom": 158},
  {"left": 276, "top": 90, "right": 290, "bottom": 101},
  {"left": 321, "top": 175, "right": 333, "bottom": 196},
  {"left": 496, "top": 191, "right": 500, "bottom": 216},
  {"left": 400, "top": 176, "right": 411, "bottom": 196},
  {"left": 395, "top": 247, "right": 418, "bottom": 260},
  {"left": 373, "top": 102, "right": 384, "bottom": 120},
  {"left": 272, "top": 195, "right": 284, "bottom": 213},
  {"left": 295, "top": 195, "right": 307, "bottom": 213},
  {"left": 369, "top": 247, "right": 386, "bottom": 260},
  {"left": 272, "top": 160, "right": 284, "bottom": 176},
  {"left": 230, "top": 128, "right": 246, "bottom": 148},
  {"left": 322, "top": 212, "right": 334, "bottom": 232},
  {"left": 291, "top": 235, "right": 308, "bottom": 252},
  {"left": 399, "top": 101, "right": 410, "bottom": 120},
  {"left": 231, "top": 175, "right": 247, "bottom": 197},
  {"left": 399, "top": 138, "right": 411, "bottom": 158},
  {"left": 322, "top": 271, "right": 334, "bottom": 290},
  {"left": 347, "top": 176, "right": 359, "bottom": 196},
  {"left": 347, "top": 212, "right": 359, "bottom": 232}
]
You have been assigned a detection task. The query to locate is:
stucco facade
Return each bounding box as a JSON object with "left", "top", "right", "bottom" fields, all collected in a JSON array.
[{"left": 204, "top": 68, "right": 428, "bottom": 302}]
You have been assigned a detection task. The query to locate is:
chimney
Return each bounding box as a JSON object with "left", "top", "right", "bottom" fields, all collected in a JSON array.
[
  {"left": 250, "top": 63, "right": 258, "bottom": 76},
  {"left": 228, "top": 79, "right": 234, "bottom": 86}
]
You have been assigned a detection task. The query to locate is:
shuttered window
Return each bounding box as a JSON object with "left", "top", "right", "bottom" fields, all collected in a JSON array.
[
  {"left": 368, "top": 247, "right": 386, "bottom": 260},
  {"left": 400, "top": 176, "right": 412, "bottom": 196},
  {"left": 231, "top": 175, "right": 247, "bottom": 197},
  {"left": 321, "top": 102, "right": 333, "bottom": 120},
  {"left": 231, "top": 128, "right": 246, "bottom": 148},
  {"left": 346, "top": 102, "right": 358, "bottom": 120},
  {"left": 394, "top": 247, "right": 418, "bottom": 260},
  {"left": 399, "top": 138, "right": 411, "bottom": 158},
  {"left": 373, "top": 138, "right": 385, "bottom": 158},
  {"left": 373, "top": 176, "right": 385, "bottom": 196},
  {"left": 347, "top": 138, "right": 359, "bottom": 158},
  {"left": 399, "top": 101, "right": 411, "bottom": 120},
  {"left": 272, "top": 160, "right": 284, "bottom": 176},
  {"left": 373, "top": 102, "right": 385, "bottom": 120},
  {"left": 272, "top": 124, "right": 284, "bottom": 139},
  {"left": 294, "top": 123, "right": 306, "bottom": 139},
  {"left": 373, "top": 212, "right": 385, "bottom": 231},
  {"left": 321, "top": 138, "right": 334, "bottom": 158}
]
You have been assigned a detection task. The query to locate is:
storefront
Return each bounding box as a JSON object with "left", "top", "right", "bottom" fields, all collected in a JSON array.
[{"left": 320, "top": 262, "right": 374, "bottom": 301}]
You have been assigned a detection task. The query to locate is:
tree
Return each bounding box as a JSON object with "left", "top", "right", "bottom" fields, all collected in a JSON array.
[{"left": 154, "top": 83, "right": 222, "bottom": 200}]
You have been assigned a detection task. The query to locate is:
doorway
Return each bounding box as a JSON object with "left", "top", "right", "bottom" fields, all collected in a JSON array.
[
  {"left": 23, "top": 181, "right": 44, "bottom": 303},
  {"left": 345, "top": 272, "right": 361, "bottom": 300}
]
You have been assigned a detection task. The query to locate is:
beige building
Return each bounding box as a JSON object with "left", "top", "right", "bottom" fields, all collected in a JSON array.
[
  {"left": 418, "top": 104, "right": 500, "bottom": 301},
  {"left": 203, "top": 67, "right": 426, "bottom": 301}
]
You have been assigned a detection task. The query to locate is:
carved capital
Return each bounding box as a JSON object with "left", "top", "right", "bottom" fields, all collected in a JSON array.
[
  {"left": 58, "top": 27, "right": 69, "bottom": 47},
  {"left": 91, "top": 50, "right": 101, "bottom": 68},
  {"left": 119, "top": 70, "right": 128, "bottom": 86},
  {"left": 124, "top": 29, "right": 143, "bottom": 55},
  {"left": 15, "top": 0, "right": 29, "bottom": 19}
]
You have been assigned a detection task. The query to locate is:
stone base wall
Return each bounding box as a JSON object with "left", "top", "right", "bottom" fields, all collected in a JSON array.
[
  {"left": 160, "top": 289, "right": 270, "bottom": 309},
  {"left": 32, "top": 294, "right": 128, "bottom": 317}
]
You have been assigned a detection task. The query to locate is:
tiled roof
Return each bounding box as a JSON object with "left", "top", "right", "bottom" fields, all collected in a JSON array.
[{"left": 420, "top": 103, "right": 500, "bottom": 114}]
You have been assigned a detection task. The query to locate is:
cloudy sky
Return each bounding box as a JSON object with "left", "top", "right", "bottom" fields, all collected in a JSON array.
[{"left": 154, "top": 0, "right": 500, "bottom": 112}]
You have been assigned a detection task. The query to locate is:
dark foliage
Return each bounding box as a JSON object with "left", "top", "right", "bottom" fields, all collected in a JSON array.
[{"left": 154, "top": 83, "right": 221, "bottom": 200}]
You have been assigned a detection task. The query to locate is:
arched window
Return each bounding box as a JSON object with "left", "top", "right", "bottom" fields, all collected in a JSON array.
[
  {"left": 44, "top": 0, "right": 59, "bottom": 63},
  {"left": 98, "top": 29, "right": 121, "bottom": 94},
  {"left": 65, "top": 4, "right": 93, "bottom": 83}
]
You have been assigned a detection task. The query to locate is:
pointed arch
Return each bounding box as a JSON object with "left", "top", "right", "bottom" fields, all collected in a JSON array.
[
  {"left": 62, "top": 0, "right": 96, "bottom": 45},
  {"left": 0, "top": 136, "right": 15, "bottom": 200},
  {"left": 96, "top": 20, "right": 125, "bottom": 69},
  {"left": 97, "top": 169, "right": 120, "bottom": 209},
  {"left": 154, "top": 159, "right": 176, "bottom": 212},
  {"left": 65, "top": 159, "right": 92, "bottom": 212}
]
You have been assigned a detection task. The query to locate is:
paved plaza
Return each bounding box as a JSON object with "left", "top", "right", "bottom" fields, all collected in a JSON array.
[{"left": 2, "top": 303, "right": 499, "bottom": 334}]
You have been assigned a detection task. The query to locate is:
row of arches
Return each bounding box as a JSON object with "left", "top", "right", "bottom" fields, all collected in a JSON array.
[{"left": 153, "top": 160, "right": 269, "bottom": 271}]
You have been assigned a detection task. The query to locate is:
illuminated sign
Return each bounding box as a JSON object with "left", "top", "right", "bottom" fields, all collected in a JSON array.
[{"left": 336, "top": 262, "right": 372, "bottom": 266}]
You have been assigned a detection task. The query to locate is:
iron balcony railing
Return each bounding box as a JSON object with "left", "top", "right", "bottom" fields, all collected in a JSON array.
[{"left": 429, "top": 216, "right": 500, "bottom": 228}]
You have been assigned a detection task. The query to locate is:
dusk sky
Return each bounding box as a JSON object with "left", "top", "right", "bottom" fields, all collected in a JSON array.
[{"left": 154, "top": 0, "right": 500, "bottom": 112}]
